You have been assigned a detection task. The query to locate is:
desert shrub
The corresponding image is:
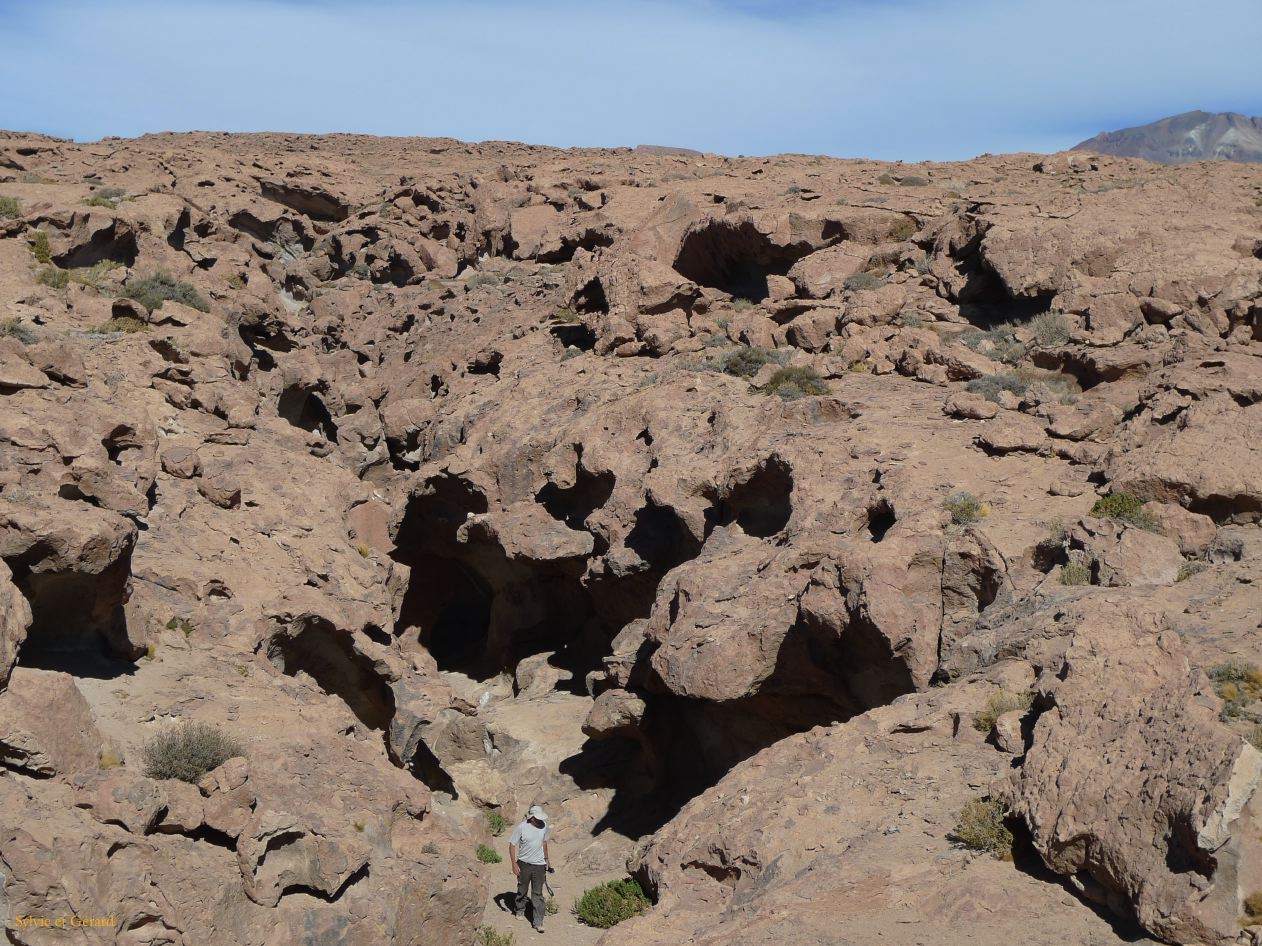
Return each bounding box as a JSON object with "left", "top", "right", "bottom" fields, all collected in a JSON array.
[
  {"left": 943, "top": 492, "right": 986, "bottom": 526},
  {"left": 1248, "top": 726, "right": 1262, "bottom": 752},
  {"left": 546, "top": 897, "right": 559, "bottom": 916},
  {"left": 719, "top": 345, "right": 775, "bottom": 378},
  {"left": 1177, "top": 561, "right": 1207, "bottom": 582},
  {"left": 1060, "top": 562, "right": 1092, "bottom": 586},
  {"left": 467, "top": 272, "right": 502, "bottom": 289},
  {"left": 552, "top": 307, "right": 580, "bottom": 323},
  {"left": 573, "top": 878, "right": 650, "bottom": 929},
  {"left": 486, "top": 810, "right": 506, "bottom": 837},
  {"left": 124, "top": 272, "right": 209, "bottom": 313},
  {"left": 165, "top": 616, "right": 195, "bottom": 638},
  {"left": 0, "top": 318, "right": 35, "bottom": 345},
  {"left": 1090, "top": 493, "right": 1160, "bottom": 532},
  {"left": 961, "top": 322, "right": 1025, "bottom": 364},
  {"left": 0, "top": 196, "right": 19, "bottom": 218},
  {"left": 972, "top": 691, "right": 1033, "bottom": 734},
  {"left": 763, "top": 365, "right": 829, "bottom": 400},
  {"left": 1209, "top": 661, "right": 1262, "bottom": 718},
  {"left": 877, "top": 172, "right": 897, "bottom": 185},
  {"left": 889, "top": 217, "right": 918, "bottom": 241},
  {"left": 731, "top": 298, "right": 754, "bottom": 312},
  {"left": 476, "top": 844, "right": 502, "bottom": 864},
  {"left": 844, "top": 271, "right": 885, "bottom": 292},
  {"left": 97, "top": 316, "right": 148, "bottom": 334},
  {"left": 1031, "top": 311, "right": 1071, "bottom": 347},
  {"left": 36, "top": 266, "right": 69, "bottom": 289},
  {"left": 226, "top": 272, "right": 247, "bottom": 290},
  {"left": 476, "top": 926, "right": 514, "bottom": 946},
  {"left": 68, "top": 260, "right": 122, "bottom": 290},
  {"left": 98, "top": 748, "right": 124, "bottom": 770},
  {"left": 28, "top": 229, "right": 51, "bottom": 263},
  {"left": 1244, "top": 891, "right": 1262, "bottom": 925},
  {"left": 784, "top": 185, "right": 802, "bottom": 195},
  {"left": 952, "top": 797, "right": 1014, "bottom": 860},
  {"left": 142, "top": 722, "right": 242, "bottom": 783},
  {"left": 966, "top": 372, "right": 1029, "bottom": 403},
  {"left": 83, "top": 187, "right": 126, "bottom": 209},
  {"left": 900, "top": 175, "right": 930, "bottom": 187}
]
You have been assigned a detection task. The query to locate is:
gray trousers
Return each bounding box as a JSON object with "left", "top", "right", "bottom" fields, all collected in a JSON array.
[{"left": 515, "top": 861, "right": 546, "bottom": 927}]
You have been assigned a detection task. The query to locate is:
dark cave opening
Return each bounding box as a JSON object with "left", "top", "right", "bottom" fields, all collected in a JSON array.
[
  {"left": 672, "top": 219, "right": 836, "bottom": 302},
  {"left": 867, "top": 499, "right": 896, "bottom": 542},
  {"left": 707, "top": 457, "right": 794, "bottom": 538},
  {"left": 277, "top": 386, "right": 338, "bottom": 442},
  {"left": 573, "top": 277, "right": 609, "bottom": 315}
]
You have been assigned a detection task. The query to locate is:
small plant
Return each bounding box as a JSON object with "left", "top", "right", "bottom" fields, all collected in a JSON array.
[
  {"left": 28, "top": 229, "right": 51, "bottom": 264},
  {"left": 966, "top": 372, "right": 1028, "bottom": 403},
  {"left": 888, "top": 217, "right": 917, "bottom": 241},
  {"left": 467, "top": 272, "right": 502, "bottom": 290},
  {"left": 98, "top": 748, "right": 124, "bottom": 770},
  {"left": 142, "top": 721, "right": 243, "bottom": 783},
  {"left": 1177, "top": 561, "right": 1207, "bottom": 582},
  {"left": 123, "top": 272, "right": 209, "bottom": 313},
  {"left": 951, "top": 797, "right": 1014, "bottom": 860},
  {"left": 844, "top": 271, "right": 885, "bottom": 292},
  {"left": 0, "top": 318, "right": 35, "bottom": 345},
  {"left": 1209, "top": 661, "right": 1262, "bottom": 718},
  {"left": 546, "top": 897, "right": 559, "bottom": 916},
  {"left": 1090, "top": 493, "right": 1161, "bottom": 532},
  {"left": 37, "top": 266, "right": 69, "bottom": 289},
  {"left": 476, "top": 843, "right": 502, "bottom": 864},
  {"left": 226, "top": 273, "right": 247, "bottom": 290},
  {"left": 573, "top": 878, "right": 651, "bottom": 929},
  {"left": 1244, "top": 891, "right": 1262, "bottom": 926},
  {"left": 476, "top": 927, "right": 514, "bottom": 946},
  {"left": 960, "top": 322, "right": 1025, "bottom": 365},
  {"left": 763, "top": 365, "right": 829, "bottom": 400},
  {"left": 1248, "top": 726, "right": 1262, "bottom": 752},
  {"left": 972, "top": 691, "right": 1033, "bottom": 735},
  {"left": 84, "top": 187, "right": 126, "bottom": 209},
  {"left": 877, "top": 172, "right": 897, "bottom": 185},
  {"left": 0, "top": 196, "right": 19, "bottom": 219},
  {"left": 486, "top": 810, "right": 506, "bottom": 837},
  {"left": 943, "top": 492, "right": 986, "bottom": 526},
  {"left": 356, "top": 542, "right": 371, "bottom": 558},
  {"left": 1060, "top": 562, "right": 1092, "bottom": 586},
  {"left": 552, "top": 307, "right": 580, "bottom": 323},
  {"left": 718, "top": 345, "right": 774, "bottom": 378},
  {"left": 353, "top": 820, "right": 365, "bottom": 833},
  {"left": 165, "top": 616, "right": 195, "bottom": 639},
  {"left": 144, "top": 642, "right": 158, "bottom": 660},
  {"left": 899, "top": 175, "right": 930, "bottom": 187},
  {"left": 67, "top": 259, "right": 122, "bottom": 290},
  {"left": 1031, "top": 311, "right": 1071, "bottom": 347},
  {"left": 97, "top": 316, "right": 149, "bottom": 334},
  {"left": 731, "top": 298, "right": 754, "bottom": 312},
  {"left": 784, "top": 185, "right": 803, "bottom": 195}
]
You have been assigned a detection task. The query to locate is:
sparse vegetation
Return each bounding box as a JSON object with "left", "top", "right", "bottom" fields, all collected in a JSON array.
[
  {"left": 763, "top": 365, "right": 829, "bottom": 400},
  {"left": 1243, "top": 891, "right": 1262, "bottom": 926},
  {"left": 476, "top": 844, "right": 502, "bottom": 864},
  {"left": 486, "top": 810, "right": 506, "bottom": 837},
  {"left": 877, "top": 172, "right": 897, "bottom": 185},
  {"left": 552, "top": 307, "right": 580, "bottom": 323},
  {"left": 37, "top": 266, "right": 69, "bottom": 289},
  {"left": 546, "top": 897, "right": 559, "bottom": 916},
  {"left": 1247, "top": 726, "right": 1262, "bottom": 753},
  {"left": 952, "top": 797, "right": 1014, "bottom": 860},
  {"left": 356, "top": 542, "right": 371, "bottom": 558},
  {"left": 0, "top": 318, "right": 35, "bottom": 345},
  {"left": 467, "top": 272, "right": 502, "bottom": 290},
  {"left": 972, "top": 691, "right": 1033, "bottom": 735},
  {"left": 1032, "top": 311, "right": 1071, "bottom": 347},
  {"left": 477, "top": 926, "right": 514, "bottom": 946},
  {"left": 943, "top": 491, "right": 986, "bottom": 526},
  {"left": 1209, "top": 661, "right": 1262, "bottom": 719},
  {"left": 67, "top": 259, "right": 122, "bottom": 290},
  {"left": 97, "top": 315, "right": 149, "bottom": 334},
  {"left": 124, "top": 272, "right": 209, "bottom": 313},
  {"left": 731, "top": 298, "right": 754, "bottom": 312},
  {"left": 165, "top": 616, "right": 195, "bottom": 639},
  {"left": 718, "top": 345, "right": 776, "bottom": 378},
  {"left": 573, "top": 878, "right": 651, "bottom": 929},
  {"left": 0, "top": 196, "right": 19, "bottom": 219},
  {"left": 226, "top": 273, "right": 247, "bottom": 290},
  {"left": 961, "top": 322, "right": 1025, "bottom": 365},
  {"left": 98, "top": 748, "right": 124, "bottom": 770},
  {"left": 1060, "top": 562, "right": 1092, "bottom": 586},
  {"left": 142, "top": 721, "right": 243, "bottom": 783},
  {"left": 844, "top": 271, "right": 885, "bottom": 292},
  {"left": 1090, "top": 493, "right": 1160, "bottom": 532},
  {"left": 83, "top": 187, "right": 127, "bottom": 209},
  {"left": 966, "top": 372, "right": 1028, "bottom": 403},
  {"left": 899, "top": 175, "right": 929, "bottom": 187},
  {"left": 1177, "top": 561, "right": 1207, "bottom": 582},
  {"left": 28, "top": 229, "right": 51, "bottom": 263}
]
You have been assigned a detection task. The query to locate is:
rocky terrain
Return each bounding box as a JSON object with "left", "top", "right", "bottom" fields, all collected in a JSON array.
[
  {"left": 0, "top": 130, "right": 1261, "bottom": 945},
  {"left": 1075, "top": 111, "right": 1262, "bottom": 164}
]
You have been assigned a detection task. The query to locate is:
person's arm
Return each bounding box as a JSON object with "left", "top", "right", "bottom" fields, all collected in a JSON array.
[
  {"left": 509, "top": 842, "right": 519, "bottom": 875},
  {"left": 543, "top": 839, "right": 550, "bottom": 870}
]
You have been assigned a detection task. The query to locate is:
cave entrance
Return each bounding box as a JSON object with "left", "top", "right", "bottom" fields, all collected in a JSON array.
[
  {"left": 264, "top": 617, "right": 393, "bottom": 730},
  {"left": 672, "top": 219, "right": 829, "bottom": 302},
  {"left": 398, "top": 555, "right": 494, "bottom": 674},
  {"left": 278, "top": 386, "right": 338, "bottom": 442}
]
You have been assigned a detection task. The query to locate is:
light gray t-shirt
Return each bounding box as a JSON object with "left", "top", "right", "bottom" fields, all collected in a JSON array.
[{"left": 510, "top": 819, "right": 551, "bottom": 866}]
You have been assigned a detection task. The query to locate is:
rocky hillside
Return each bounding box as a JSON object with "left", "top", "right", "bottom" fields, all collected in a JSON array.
[
  {"left": 1075, "top": 110, "right": 1262, "bottom": 164},
  {"left": 0, "top": 132, "right": 1261, "bottom": 946}
]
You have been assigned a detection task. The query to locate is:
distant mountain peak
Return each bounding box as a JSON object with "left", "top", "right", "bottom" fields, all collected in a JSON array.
[{"left": 1073, "top": 110, "right": 1262, "bottom": 164}]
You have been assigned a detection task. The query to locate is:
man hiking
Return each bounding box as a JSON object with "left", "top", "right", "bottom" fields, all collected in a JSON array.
[{"left": 509, "top": 805, "right": 551, "bottom": 933}]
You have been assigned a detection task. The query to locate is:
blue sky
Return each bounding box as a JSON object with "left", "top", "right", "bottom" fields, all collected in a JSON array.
[{"left": 1, "top": 0, "right": 1259, "bottom": 160}]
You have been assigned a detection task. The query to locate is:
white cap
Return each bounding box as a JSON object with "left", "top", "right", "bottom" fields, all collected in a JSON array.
[{"left": 527, "top": 805, "right": 548, "bottom": 822}]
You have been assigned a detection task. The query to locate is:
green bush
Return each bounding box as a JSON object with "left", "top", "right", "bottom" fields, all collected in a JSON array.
[
  {"left": 28, "top": 229, "right": 51, "bottom": 264},
  {"left": 719, "top": 345, "right": 775, "bottom": 378},
  {"left": 123, "top": 272, "right": 209, "bottom": 313},
  {"left": 899, "top": 175, "right": 930, "bottom": 187},
  {"left": 97, "top": 316, "right": 149, "bottom": 334},
  {"left": 476, "top": 926, "right": 513, "bottom": 946},
  {"left": 67, "top": 260, "right": 122, "bottom": 290},
  {"left": 961, "top": 323, "right": 1025, "bottom": 365},
  {"left": 0, "top": 318, "right": 35, "bottom": 345},
  {"left": 951, "top": 797, "right": 1014, "bottom": 860},
  {"left": 1031, "top": 311, "right": 1071, "bottom": 347},
  {"left": 1060, "top": 562, "right": 1092, "bottom": 586},
  {"left": 0, "top": 196, "right": 19, "bottom": 219},
  {"left": 83, "top": 188, "right": 126, "bottom": 209},
  {"left": 36, "top": 266, "right": 69, "bottom": 289},
  {"left": 142, "top": 722, "right": 243, "bottom": 783},
  {"left": 1089, "top": 493, "right": 1160, "bottom": 532},
  {"left": 877, "top": 172, "right": 897, "bottom": 185},
  {"left": 844, "top": 271, "right": 885, "bottom": 292},
  {"left": 1209, "top": 661, "right": 1262, "bottom": 718},
  {"left": 763, "top": 365, "right": 829, "bottom": 400},
  {"left": 966, "top": 372, "right": 1028, "bottom": 403},
  {"left": 545, "top": 897, "right": 559, "bottom": 916},
  {"left": 573, "top": 878, "right": 650, "bottom": 929},
  {"left": 943, "top": 492, "right": 986, "bottom": 526},
  {"left": 972, "top": 691, "right": 1032, "bottom": 734},
  {"left": 486, "top": 810, "right": 506, "bottom": 837},
  {"left": 476, "top": 844, "right": 502, "bottom": 864}
]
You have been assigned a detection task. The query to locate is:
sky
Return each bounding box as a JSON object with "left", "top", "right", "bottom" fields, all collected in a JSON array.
[{"left": 1, "top": 0, "right": 1260, "bottom": 161}]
